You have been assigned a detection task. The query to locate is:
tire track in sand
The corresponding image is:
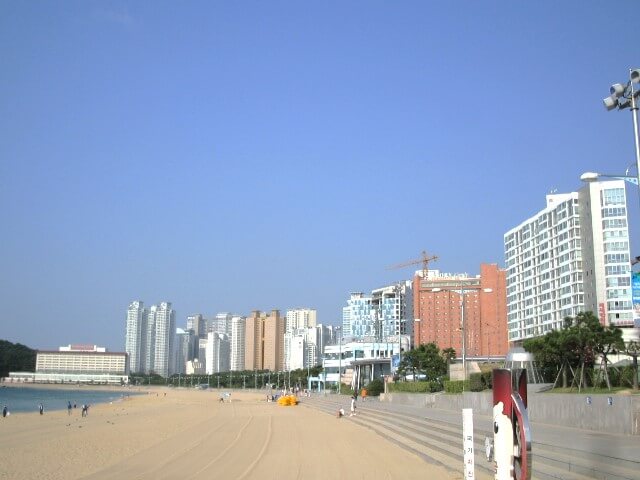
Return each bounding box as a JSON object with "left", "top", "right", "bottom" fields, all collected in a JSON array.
[
  {"left": 132, "top": 415, "right": 234, "bottom": 480},
  {"left": 236, "top": 414, "right": 273, "bottom": 480},
  {"left": 185, "top": 414, "right": 254, "bottom": 479}
]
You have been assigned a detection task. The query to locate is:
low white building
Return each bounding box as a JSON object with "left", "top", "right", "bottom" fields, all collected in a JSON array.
[
  {"left": 186, "top": 359, "right": 206, "bottom": 375},
  {"left": 322, "top": 336, "right": 410, "bottom": 388},
  {"left": 8, "top": 344, "right": 129, "bottom": 385}
]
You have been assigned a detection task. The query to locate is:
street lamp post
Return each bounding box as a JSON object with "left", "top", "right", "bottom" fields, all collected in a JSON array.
[
  {"left": 338, "top": 328, "right": 342, "bottom": 394},
  {"left": 306, "top": 356, "right": 310, "bottom": 393},
  {"left": 431, "top": 287, "right": 493, "bottom": 380},
  {"left": 602, "top": 68, "right": 640, "bottom": 191}
]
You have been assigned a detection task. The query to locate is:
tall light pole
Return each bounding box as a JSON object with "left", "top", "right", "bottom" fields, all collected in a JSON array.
[
  {"left": 306, "top": 341, "right": 310, "bottom": 393},
  {"left": 431, "top": 287, "right": 493, "bottom": 380},
  {"left": 337, "top": 327, "right": 342, "bottom": 394},
  {"left": 602, "top": 68, "right": 640, "bottom": 192}
]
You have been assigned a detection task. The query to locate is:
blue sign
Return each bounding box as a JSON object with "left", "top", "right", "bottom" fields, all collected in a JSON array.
[
  {"left": 391, "top": 354, "right": 400, "bottom": 371},
  {"left": 633, "top": 272, "right": 640, "bottom": 323}
]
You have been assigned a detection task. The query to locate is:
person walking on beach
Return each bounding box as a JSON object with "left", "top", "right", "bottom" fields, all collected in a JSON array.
[
  {"left": 39, "top": 403, "right": 44, "bottom": 415},
  {"left": 2, "top": 405, "right": 7, "bottom": 418},
  {"left": 67, "top": 401, "right": 72, "bottom": 416}
]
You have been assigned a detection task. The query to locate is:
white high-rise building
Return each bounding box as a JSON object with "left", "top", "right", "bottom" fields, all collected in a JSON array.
[
  {"left": 342, "top": 292, "right": 373, "bottom": 338},
  {"left": 285, "top": 309, "right": 317, "bottom": 333},
  {"left": 197, "top": 338, "right": 207, "bottom": 369},
  {"left": 504, "top": 192, "right": 583, "bottom": 343},
  {"left": 342, "top": 283, "right": 413, "bottom": 341},
  {"left": 284, "top": 332, "right": 306, "bottom": 371},
  {"left": 213, "top": 312, "right": 233, "bottom": 337},
  {"left": 504, "top": 180, "right": 636, "bottom": 344},
  {"left": 186, "top": 314, "right": 206, "bottom": 338},
  {"left": 153, "top": 302, "right": 176, "bottom": 377},
  {"left": 205, "top": 332, "right": 230, "bottom": 374},
  {"left": 371, "top": 281, "right": 413, "bottom": 338},
  {"left": 314, "top": 324, "right": 332, "bottom": 366},
  {"left": 126, "top": 300, "right": 176, "bottom": 376},
  {"left": 230, "top": 315, "right": 246, "bottom": 371},
  {"left": 144, "top": 305, "right": 157, "bottom": 374},
  {"left": 580, "top": 180, "right": 635, "bottom": 327},
  {"left": 284, "top": 324, "right": 327, "bottom": 370},
  {"left": 125, "top": 301, "right": 147, "bottom": 373},
  {"left": 173, "top": 328, "right": 193, "bottom": 375}
]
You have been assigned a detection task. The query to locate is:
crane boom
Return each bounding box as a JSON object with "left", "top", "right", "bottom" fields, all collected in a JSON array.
[{"left": 388, "top": 250, "right": 438, "bottom": 279}]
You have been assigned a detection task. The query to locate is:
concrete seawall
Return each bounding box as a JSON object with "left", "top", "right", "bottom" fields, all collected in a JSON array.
[{"left": 380, "top": 390, "right": 640, "bottom": 435}]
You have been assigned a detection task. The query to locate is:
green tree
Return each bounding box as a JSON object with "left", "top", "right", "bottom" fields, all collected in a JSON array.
[
  {"left": 0, "top": 339, "right": 36, "bottom": 378},
  {"left": 398, "top": 343, "right": 447, "bottom": 382},
  {"left": 592, "top": 321, "right": 624, "bottom": 390},
  {"left": 524, "top": 312, "right": 626, "bottom": 391},
  {"left": 441, "top": 347, "right": 456, "bottom": 367}
]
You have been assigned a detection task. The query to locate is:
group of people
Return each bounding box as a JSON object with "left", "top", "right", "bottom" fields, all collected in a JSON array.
[
  {"left": 66, "top": 400, "right": 89, "bottom": 416},
  {"left": 337, "top": 387, "right": 369, "bottom": 418},
  {"left": 1, "top": 401, "right": 92, "bottom": 417},
  {"left": 336, "top": 396, "right": 358, "bottom": 418}
]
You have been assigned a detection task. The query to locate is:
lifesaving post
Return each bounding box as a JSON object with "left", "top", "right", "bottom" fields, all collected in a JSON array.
[{"left": 491, "top": 368, "right": 532, "bottom": 480}]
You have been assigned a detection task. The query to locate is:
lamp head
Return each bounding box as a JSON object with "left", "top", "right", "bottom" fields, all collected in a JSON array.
[
  {"left": 610, "top": 83, "right": 626, "bottom": 97},
  {"left": 580, "top": 171, "right": 600, "bottom": 182},
  {"left": 631, "top": 69, "right": 640, "bottom": 84},
  {"left": 603, "top": 95, "right": 618, "bottom": 111}
]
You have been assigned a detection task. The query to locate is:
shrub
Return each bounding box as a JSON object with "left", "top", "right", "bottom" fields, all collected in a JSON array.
[
  {"left": 388, "top": 381, "right": 443, "bottom": 393},
  {"left": 443, "top": 380, "right": 469, "bottom": 394},
  {"left": 469, "top": 373, "right": 485, "bottom": 392},
  {"left": 365, "top": 379, "right": 384, "bottom": 396},
  {"left": 481, "top": 371, "right": 493, "bottom": 389}
]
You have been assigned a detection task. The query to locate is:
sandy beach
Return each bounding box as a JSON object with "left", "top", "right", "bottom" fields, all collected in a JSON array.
[{"left": 0, "top": 388, "right": 458, "bottom": 480}]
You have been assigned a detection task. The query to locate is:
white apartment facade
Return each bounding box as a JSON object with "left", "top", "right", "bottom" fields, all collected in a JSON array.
[
  {"left": 26, "top": 345, "right": 130, "bottom": 384},
  {"left": 285, "top": 308, "right": 317, "bottom": 333},
  {"left": 151, "top": 302, "right": 176, "bottom": 377},
  {"left": 126, "top": 300, "right": 176, "bottom": 377},
  {"left": 186, "top": 314, "right": 206, "bottom": 338},
  {"left": 205, "top": 332, "right": 230, "bottom": 374},
  {"left": 580, "top": 180, "right": 635, "bottom": 327},
  {"left": 342, "top": 283, "right": 413, "bottom": 341},
  {"left": 284, "top": 332, "right": 306, "bottom": 371},
  {"left": 505, "top": 180, "right": 636, "bottom": 344},
  {"left": 212, "top": 312, "right": 233, "bottom": 337},
  {"left": 230, "top": 315, "right": 245, "bottom": 371},
  {"left": 125, "top": 301, "right": 146, "bottom": 373},
  {"left": 322, "top": 338, "right": 408, "bottom": 385},
  {"left": 173, "top": 328, "right": 193, "bottom": 375}
]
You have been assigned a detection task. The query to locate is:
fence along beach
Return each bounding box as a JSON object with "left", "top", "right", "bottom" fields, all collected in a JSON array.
[{"left": 0, "top": 388, "right": 459, "bottom": 480}]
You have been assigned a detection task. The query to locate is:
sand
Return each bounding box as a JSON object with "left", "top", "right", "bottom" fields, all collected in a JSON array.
[{"left": 0, "top": 388, "right": 459, "bottom": 480}]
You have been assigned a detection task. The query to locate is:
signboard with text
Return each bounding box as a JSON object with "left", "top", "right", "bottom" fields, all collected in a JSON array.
[
  {"left": 391, "top": 354, "right": 400, "bottom": 372},
  {"left": 632, "top": 272, "right": 640, "bottom": 325}
]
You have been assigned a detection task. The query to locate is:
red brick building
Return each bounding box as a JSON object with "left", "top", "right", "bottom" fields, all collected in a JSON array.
[{"left": 413, "top": 263, "right": 508, "bottom": 359}]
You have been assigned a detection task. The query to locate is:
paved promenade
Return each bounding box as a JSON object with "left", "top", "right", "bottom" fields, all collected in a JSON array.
[{"left": 302, "top": 393, "right": 640, "bottom": 480}]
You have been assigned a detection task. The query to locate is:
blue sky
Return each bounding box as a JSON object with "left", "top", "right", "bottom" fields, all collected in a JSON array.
[{"left": 1, "top": 1, "right": 638, "bottom": 351}]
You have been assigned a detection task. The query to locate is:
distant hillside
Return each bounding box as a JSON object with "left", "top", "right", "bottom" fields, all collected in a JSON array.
[{"left": 0, "top": 340, "right": 36, "bottom": 377}]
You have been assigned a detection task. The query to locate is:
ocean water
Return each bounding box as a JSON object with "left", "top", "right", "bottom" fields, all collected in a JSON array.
[{"left": 0, "top": 387, "right": 140, "bottom": 414}]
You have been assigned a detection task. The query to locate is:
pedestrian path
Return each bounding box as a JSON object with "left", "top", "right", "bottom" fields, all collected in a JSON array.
[{"left": 300, "top": 394, "right": 640, "bottom": 480}]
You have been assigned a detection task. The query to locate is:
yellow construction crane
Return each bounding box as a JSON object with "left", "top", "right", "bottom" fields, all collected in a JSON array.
[{"left": 388, "top": 250, "right": 438, "bottom": 279}]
